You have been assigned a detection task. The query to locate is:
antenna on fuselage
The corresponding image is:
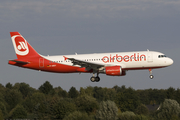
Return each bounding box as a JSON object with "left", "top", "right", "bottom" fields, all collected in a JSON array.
[
  {"left": 147, "top": 49, "right": 149, "bottom": 52},
  {"left": 75, "top": 53, "right": 77, "bottom": 55}
]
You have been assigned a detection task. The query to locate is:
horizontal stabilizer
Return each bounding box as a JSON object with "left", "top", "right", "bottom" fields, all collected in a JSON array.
[{"left": 8, "top": 60, "right": 29, "bottom": 65}]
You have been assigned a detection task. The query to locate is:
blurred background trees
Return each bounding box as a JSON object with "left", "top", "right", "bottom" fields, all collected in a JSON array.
[{"left": 0, "top": 81, "right": 180, "bottom": 119}]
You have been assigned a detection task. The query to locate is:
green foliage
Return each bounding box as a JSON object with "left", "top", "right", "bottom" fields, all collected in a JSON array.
[
  {"left": 39, "top": 81, "right": 54, "bottom": 94},
  {"left": 0, "top": 92, "right": 7, "bottom": 103},
  {"left": 18, "top": 82, "right": 32, "bottom": 98},
  {"left": 115, "top": 87, "right": 140, "bottom": 112},
  {"left": 22, "top": 92, "right": 46, "bottom": 113},
  {"left": 4, "top": 89, "right": 23, "bottom": 111},
  {"left": 61, "top": 90, "right": 68, "bottom": 97},
  {"left": 2, "top": 82, "right": 180, "bottom": 119},
  {"left": 84, "top": 86, "right": 94, "bottom": 96},
  {"left": 55, "top": 86, "right": 68, "bottom": 98},
  {"left": 49, "top": 96, "right": 60, "bottom": 111},
  {"left": 80, "top": 87, "right": 86, "bottom": 95},
  {"left": 51, "top": 99, "right": 76, "bottom": 119},
  {"left": 93, "top": 87, "right": 116, "bottom": 102},
  {"left": 0, "top": 102, "right": 7, "bottom": 117},
  {"left": 5, "top": 82, "right": 13, "bottom": 89},
  {"left": 13, "top": 83, "right": 20, "bottom": 89},
  {"left": 136, "top": 114, "right": 149, "bottom": 120},
  {"left": 113, "top": 85, "right": 126, "bottom": 93},
  {"left": 117, "top": 111, "right": 136, "bottom": 120},
  {"left": 148, "top": 89, "right": 166, "bottom": 105},
  {"left": 154, "top": 99, "right": 180, "bottom": 120},
  {"left": 0, "top": 110, "right": 3, "bottom": 120},
  {"left": 136, "top": 90, "right": 150, "bottom": 105},
  {"left": 175, "top": 88, "right": 180, "bottom": 104},
  {"left": 166, "top": 87, "right": 176, "bottom": 99},
  {"left": 63, "top": 111, "right": 93, "bottom": 120},
  {"left": 75, "top": 95, "right": 99, "bottom": 114},
  {"left": 33, "top": 100, "right": 50, "bottom": 119},
  {"left": 68, "top": 86, "right": 79, "bottom": 98},
  {"left": 0, "top": 84, "right": 5, "bottom": 95},
  {"left": 135, "top": 104, "right": 149, "bottom": 115},
  {"left": 118, "top": 111, "right": 149, "bottom": 120},
  {"left": 0, "top": 84, "right": 4, "bottom": 87},
  {"left": 137, "top": 88, "right": 166, "bottom": 105},
  {"left": 9, "top": 104, "right": 27, "bottom": 119},
  {"left": 95, "top": 100, "right": 118, "bottom": 120}
]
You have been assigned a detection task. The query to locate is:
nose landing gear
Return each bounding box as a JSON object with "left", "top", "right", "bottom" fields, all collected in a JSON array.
[{"left": 149, "top": 69, "right": 154, "bottom": 79}]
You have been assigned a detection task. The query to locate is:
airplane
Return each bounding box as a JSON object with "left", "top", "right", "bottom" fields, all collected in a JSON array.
[{"left": 8, "top": 32, "right": 173, "bottom": 82}]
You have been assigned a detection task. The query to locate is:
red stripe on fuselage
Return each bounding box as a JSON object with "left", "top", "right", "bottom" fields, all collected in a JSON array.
[
  {"left": 9, "top": 56, "right": 92, "bottom": 73},
  {"left": 123, "top": 66, "right": 166, "bottom": 70}
]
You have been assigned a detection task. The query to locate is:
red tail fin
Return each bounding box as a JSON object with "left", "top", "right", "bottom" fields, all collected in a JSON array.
[{"left": 10, "top": 32, "right": 40, "bottom": 59}]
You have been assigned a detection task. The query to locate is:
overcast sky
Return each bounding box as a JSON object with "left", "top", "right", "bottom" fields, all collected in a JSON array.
[{"left": 0, "top": 0, "right": 180, "bottom": 91}]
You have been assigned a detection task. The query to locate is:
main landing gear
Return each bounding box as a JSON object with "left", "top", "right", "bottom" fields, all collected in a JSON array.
[
  {"left": 90, "top": 73, "right": 100, "bottom": 82},
  {"left": 149, "top": 69, "right": 154, "bottom": 79}
]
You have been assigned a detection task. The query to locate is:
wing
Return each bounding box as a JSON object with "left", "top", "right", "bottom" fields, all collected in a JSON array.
[{"left": 66, "top": 57, "right": 104, "bottom": 72}]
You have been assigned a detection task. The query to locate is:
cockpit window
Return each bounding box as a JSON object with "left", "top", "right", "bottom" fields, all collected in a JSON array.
[{"left": 158, "top": 55, "right": 166, "bottom": 58}]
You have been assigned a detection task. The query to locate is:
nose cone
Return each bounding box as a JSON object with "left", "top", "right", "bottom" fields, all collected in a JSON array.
[{"left": 167, "top": 58, "right": 174, "bottom": 66}]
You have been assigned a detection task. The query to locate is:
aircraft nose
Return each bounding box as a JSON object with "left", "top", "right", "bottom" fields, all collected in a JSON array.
[{"left": 168, "top": 58, "right": 173, "bottom": 66}]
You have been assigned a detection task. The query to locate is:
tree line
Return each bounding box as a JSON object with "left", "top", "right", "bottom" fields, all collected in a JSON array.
[{"left": 0, "top": 81, "right": 180, "bottom": 120}]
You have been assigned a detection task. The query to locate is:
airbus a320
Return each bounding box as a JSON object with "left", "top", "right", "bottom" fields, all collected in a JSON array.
[{"left": 8, "top": 32, "right": 173, "bottom": 82}]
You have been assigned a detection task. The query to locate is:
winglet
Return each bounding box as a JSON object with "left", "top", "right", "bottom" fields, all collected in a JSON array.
[{"left": 63, "top": 56, "right": 68, "bottom": 61}]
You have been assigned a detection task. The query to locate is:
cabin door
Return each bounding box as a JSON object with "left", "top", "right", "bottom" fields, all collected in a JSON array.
[
  {"left": 147, "top": 52, "right": 153, "bottom": 62},
  {"left": 39, "top": 58, "right": 44, "bottom": 68}
]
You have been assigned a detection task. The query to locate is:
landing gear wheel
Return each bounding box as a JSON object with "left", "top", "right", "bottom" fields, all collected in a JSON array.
[
  {"left": 90, "top": 71, "right": 100, "bottom": 82},
  {"left": 95, "top": 76, "right": 100, "bottom": 82},
  {"left": 90, "top": 76, "right": 100, "bottom": 82},
  {"left": 149, "top": 75, "right": 154, "bottom": 79},
  {"left": 90, "top": 77, "right": 96, "bottom": 82},
  {"left": 149, "top": 69, "right": 154, "bottom": 79}
]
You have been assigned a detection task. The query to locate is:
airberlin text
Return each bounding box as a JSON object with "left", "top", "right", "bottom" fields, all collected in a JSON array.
[{"left": 102, "top": 53, "right": 146, "bottom": 63}]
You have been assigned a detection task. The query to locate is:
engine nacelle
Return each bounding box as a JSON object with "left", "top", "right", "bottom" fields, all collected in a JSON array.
[{"left": 105, "top": 66, "right": 126, "bottom": 76}]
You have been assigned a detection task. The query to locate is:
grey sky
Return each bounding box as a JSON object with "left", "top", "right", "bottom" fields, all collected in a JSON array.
[{"left": 0, "top": 0, "right": 179, "bottom": 91}]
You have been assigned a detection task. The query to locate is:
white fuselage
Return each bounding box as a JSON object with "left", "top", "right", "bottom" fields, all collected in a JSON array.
[{"left": 43, "top": 51, "right": 173, "bottom": 70}]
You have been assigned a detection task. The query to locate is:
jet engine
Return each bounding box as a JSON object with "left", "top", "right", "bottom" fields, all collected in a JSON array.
[{"left": 104, "top": 66, "right": 126, "bottom": 76}]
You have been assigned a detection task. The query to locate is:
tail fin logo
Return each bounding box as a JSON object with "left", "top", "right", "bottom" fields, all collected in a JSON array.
[
  {"left": 12, "top": 35, "right": 29, "bottom": 56},
  {"left": 17, "top": 42, "right": 27, "bottom": 51}
]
